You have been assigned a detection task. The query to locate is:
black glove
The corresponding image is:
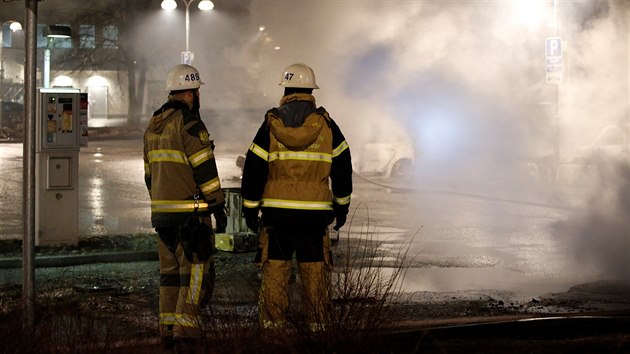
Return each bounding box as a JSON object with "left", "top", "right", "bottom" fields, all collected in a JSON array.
[
  {"left": 332, "top": 202, "right": 348, "bottom": 231},
  {"left": 180, "top": 215, "right": 214, "bottom": 262},
  {"left": 333, "top": 214, "right": 347, "bottom": 231},
  {"left": 243, "top": 207, "right": 260, "bottom": 232},
  {"left": 195, "top": 232, "right": 213, "bottom": 262},
  {"left": 213, "top": 206, "right": 227, "bottom": 234}
]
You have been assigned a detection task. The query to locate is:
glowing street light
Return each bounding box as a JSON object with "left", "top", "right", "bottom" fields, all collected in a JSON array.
[
  {"left": 161, "top": 0, "right": 214, "bottom": 64},
  {"left": 6, "top": 21, "right": 22, "bottom": 32},
  {"left": 43, "top": 25, "right": 72, "bottom": 88},
  {"left": 511, "top": 0, "right": 546, "bottom": 29}
]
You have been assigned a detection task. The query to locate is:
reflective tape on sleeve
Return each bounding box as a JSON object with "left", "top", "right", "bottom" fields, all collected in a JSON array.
[
  {"left": 334, "top": 194, "right": 351, "bottom": 205},
  {"left": 332, "top": 141, "right": 349, "bottom": 157},
  {"left": 199, "top": 177, "right": 221, "bottom": 195},
  {"left": 243, "top": 199, "right": 261, "bottom": 208},
  {"left": 188, "top": 147, "right": 213, "bottom": 168},
  {"left": 249, "top": 143, "right": 269, "bottom": 161}
]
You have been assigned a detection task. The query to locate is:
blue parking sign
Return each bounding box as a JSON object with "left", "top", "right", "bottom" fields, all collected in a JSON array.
[
  {"left": 546, "top": 37, "right": 562, "bottom": 58},
  {"left": 545, "top": 37, "right": 563, "bottom": 84}
]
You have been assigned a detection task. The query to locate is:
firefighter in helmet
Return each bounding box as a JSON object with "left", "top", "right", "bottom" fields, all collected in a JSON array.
[
  {"left": 241, "top": 63, "right": 353, "bottom": 330},
  {"left": 143, "top": 64, "right": 227, "bottom": 350}
]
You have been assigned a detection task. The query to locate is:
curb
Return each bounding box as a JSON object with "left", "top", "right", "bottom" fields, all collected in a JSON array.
[{"left": 0, "top": 251, "right": 158, "bottom": 269}]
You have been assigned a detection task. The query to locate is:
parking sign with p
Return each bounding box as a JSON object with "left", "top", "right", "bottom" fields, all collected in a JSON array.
[
  {"left": 546, "top": 37, "right": 562, "bottom": 58},
  {"left": 545, "top": 37, "right": 563, "bottom": 84}
]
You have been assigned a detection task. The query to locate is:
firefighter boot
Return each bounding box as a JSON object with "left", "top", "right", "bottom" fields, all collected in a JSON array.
[
  {"left": 259, "top": 259, "right": 292, "bottom": 329},
  {"left": 297, "top": 261, "right": 330, "bottom": 331}
]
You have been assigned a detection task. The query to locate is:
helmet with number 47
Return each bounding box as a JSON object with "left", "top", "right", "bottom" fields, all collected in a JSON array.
[
  {"left": 279, "top": 63, "right": 319, "bottom": 89},
  {"left": 165, "top": 64, "right": 205, "bottom": 92}
]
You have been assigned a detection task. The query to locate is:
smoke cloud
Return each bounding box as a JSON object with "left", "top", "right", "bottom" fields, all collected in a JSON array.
[
  {"left": 127, "top": 0, "right": 628, "bottom": 284},
  {"left": 242, "top": 0, "right": 629, "bottom": 284}
]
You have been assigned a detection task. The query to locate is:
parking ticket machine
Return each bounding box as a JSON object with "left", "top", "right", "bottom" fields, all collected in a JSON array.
[{"left": 35, "top": 88, "right": 82, "bottom": 246}]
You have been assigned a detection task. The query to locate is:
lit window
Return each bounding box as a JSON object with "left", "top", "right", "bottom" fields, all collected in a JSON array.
[
  {"left": 1, "top": 24, "right": 11, "bottom": 47},
  {"left": 37, "top": 25, "right": 47, "bottom": 48},
  {"left": 1, "top": 22, "right": 22, "bottom": 48},
  {"left": 103, "top": 25, "right": 118, "bottom": 49},
  {"left": 80, "top": 25, "right": 95, "bottom": 49}
]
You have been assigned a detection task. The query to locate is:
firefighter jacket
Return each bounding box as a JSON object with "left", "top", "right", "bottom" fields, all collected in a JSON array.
[
  {"left": 143, "top": 99, "right": 225, "bottom": 228},
  {"left": 241, "top": 93, "right": 352, "bottom": 227}
]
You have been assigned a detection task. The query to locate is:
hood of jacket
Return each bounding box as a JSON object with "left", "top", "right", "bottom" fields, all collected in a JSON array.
[
  {"left": 147, "top": 100, "right": 189, "bottom": 134},
  {"left": 268, "top": 93, "right": 324, "bottom": 150},
  {"left": 277, "top": 93, "right": 317, "bottom": 128}
]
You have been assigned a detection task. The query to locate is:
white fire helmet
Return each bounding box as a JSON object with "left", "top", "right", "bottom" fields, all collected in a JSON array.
[
  {"left": 279, "top": 63, "right": 319, "bottom": 89},
  {"left": 165, "top": 64, "right": 205, "bottom": 92}
]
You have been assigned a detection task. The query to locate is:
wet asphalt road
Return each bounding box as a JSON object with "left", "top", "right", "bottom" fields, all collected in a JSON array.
[{"left": 1, "top": 137, "right": 629, "bottom": 308}]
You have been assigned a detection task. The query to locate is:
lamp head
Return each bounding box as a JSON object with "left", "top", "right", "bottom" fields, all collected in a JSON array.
[
  {"left": 198, "top": 0, "right": 214, "bottom": 11},
  {"left": 161, "top": 0, "right": 177, "bottom": 10},
  {"left": 45, "top": 25, "right": 72, "bottom": 38},
  {"left": 9, "top": 21, "right": 22, "bottom": 32}
]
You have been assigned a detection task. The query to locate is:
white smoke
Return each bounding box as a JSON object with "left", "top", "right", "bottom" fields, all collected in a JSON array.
[{"left": 245, "top": 0, "right": 629, "bottom": 284}]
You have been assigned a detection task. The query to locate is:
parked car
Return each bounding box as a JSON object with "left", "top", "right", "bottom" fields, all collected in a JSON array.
[
  {"left": 556, "top": 124, "right": 630, "bottom": 184},
  {"left": 352, "top": 142, "right": 415, "bottom": 179},
  {"left": 572, "top": 124, "right": 630, "bottom": 165},
  {"left": 0, "top": 101, "right": 24, "bottom": 129}
]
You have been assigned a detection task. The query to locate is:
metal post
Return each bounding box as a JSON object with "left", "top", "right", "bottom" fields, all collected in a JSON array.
[
  {"left": 552, "top": 0, "right": 560, "bottom": 173},
  {"left": 23, "top": 0, "right": 38, "bottom": 330},
  {"left": 0, "top": 32, "right": 4, "bottom": 127},
  {"left": 185, "top": 0, "right": 192, "bottom": 53},
  {"left": 44, "top": 47, "right": 50, "bottom": 88},
  {"left": 0, "top": 60, "right": 4, "bottom": 127}
]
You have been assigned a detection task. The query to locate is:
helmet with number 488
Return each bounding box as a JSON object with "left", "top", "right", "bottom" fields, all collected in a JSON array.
[{"left": 165, "top": 64, "right": 205, "bottom": 92}]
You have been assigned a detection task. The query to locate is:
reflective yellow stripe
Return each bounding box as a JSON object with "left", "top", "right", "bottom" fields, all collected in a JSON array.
[
  {"left": 262, "top": 198, "right": 332, "bottom": 210},
  {"left": 249, "top": 143, "right": 269, "bottom": 161},
  {"left": 159, "top": 311, "right": 200, "bottom": 328},
  {"left": 332, "top": 141, "right": 349, "bottom": 157},
  {"left": 174, "top": 313, "right": 199, "bottom": 328},
  {"left": 151, "top": 200, "right": 209, "bottom": 213},
  {"left": 144, "top": 162, "right": 150, "bottom": 176},
  {"left": 199, "top": 177, "right": 221, "bottom": 195},
  {"left": 160, "top": 313, "right": 177, "bottom": 326},
  {"left": 186, "top": 264, "right": 204, "bottom": 304},
  {"left": 243, "top": 199, "right": 261, "bottom": 208},
  {"left": 334, "top": 194, "right": 351, "bottom": 205},
  {"left": 147, "top": 149, "right": 188, "bottom": 164},
  {"left": 261, "top": 320, "right": 287, "bottom": 329},
  {"left": 268, "top": 151, "right": 332, "bottom": 163},
  {"left": 188, "top": 147, "right": 213, "bottom": 168}
]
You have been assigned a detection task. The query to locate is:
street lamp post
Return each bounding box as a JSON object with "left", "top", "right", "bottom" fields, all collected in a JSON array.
[
  {"left": 161, "top": 0, "right": 214, "bottom": 64},
  {"left": 43, "top": 25, "right": 71, "bottom": 88}
]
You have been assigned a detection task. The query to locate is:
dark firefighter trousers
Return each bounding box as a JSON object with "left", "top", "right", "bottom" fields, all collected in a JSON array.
[
  {"left": 255, "top": 224, "right": 332, "bottom": 329},
  {"left": 156, "top": 227, "right": 215, "bottom": 340}
]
